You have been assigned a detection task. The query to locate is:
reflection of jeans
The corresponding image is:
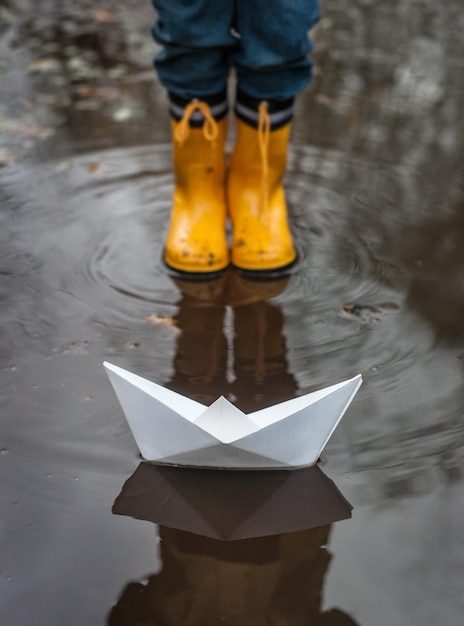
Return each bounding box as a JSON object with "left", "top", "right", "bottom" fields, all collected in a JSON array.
[{"left": 151, "top": 0, "right": 320, "bottom": 100}]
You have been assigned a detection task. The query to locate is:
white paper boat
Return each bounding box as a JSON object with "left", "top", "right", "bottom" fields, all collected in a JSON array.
[{"left": 104, "top": 362, "right": 362, "bottom": 469}]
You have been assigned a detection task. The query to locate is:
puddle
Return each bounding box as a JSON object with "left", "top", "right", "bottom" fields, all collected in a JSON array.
[{"left": 1, "top": 1, "right": 464, "bottom": 625}]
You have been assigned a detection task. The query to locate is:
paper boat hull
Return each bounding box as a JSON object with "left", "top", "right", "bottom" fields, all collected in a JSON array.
[{"left": 104, "top": 362, "right": 362, "bottom": 469}]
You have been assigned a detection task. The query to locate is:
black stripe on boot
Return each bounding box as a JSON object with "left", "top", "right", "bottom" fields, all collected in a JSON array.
[
  {"left": 235, "top": 89, "right": 294, "bottom": 130},
  {"left": 169, "top": 90, "right": 228, "bottom": 128}
]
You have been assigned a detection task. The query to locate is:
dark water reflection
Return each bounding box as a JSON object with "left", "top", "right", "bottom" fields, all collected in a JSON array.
[
  {"left": 109, "top": 464, "right": 355, "bottom": 625},
  {"left": 112, "top": 463, "right": 353, "bottom": 540},
  {"left": 109, "top": 526, "right": 355, "bottom": 626},
  {"left": 1, "top": 0, "right": 464, "bottom": 625}
]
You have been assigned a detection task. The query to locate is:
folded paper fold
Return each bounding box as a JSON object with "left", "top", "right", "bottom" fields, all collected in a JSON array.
[{"left": 104, "top": 361, "right": 362, "bottom": 469}]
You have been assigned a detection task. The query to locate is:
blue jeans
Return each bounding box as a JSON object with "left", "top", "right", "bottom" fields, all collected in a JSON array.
[{"left": 151, "top": 0, "right": 320, "bottom": 101}]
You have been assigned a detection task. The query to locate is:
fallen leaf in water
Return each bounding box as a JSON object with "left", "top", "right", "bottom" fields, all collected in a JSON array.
[
  {"left": 145, "top": 314, "right": 178, "bottom": 328},
  {"left": 0, "top": 7, "right": 16, "bottom": 26},
  {"left": 107, "top": 65, "right": 128, "bottom": 80},
  {"left": 3, "top": 122, "right": 51, "bottom": 138},
  {"left": 84, "top": 161, "right": 107, "bottom": 174},
  {"left": 315, "top": 94, "right": 335, "bottom": 106},
  {"left": 66, "top": 57, "right": 102, "bottom": 81},
  {"left": 0, "top": 148, "right": 13, "bottom": 167},
  {"left": 341, "top": 304, "right": 381, "bottom": 326},
  {"left": 77, "top": 85, "right": 121, "bottom": 100},
  {"left": 62, "top": 340, "right": 90, "bottom": 355},
  {"left": 340, "top": 302, "right": 399, "bottom": 327},
  {"left": 27, "top": 58, "right": 61, "bottom": 73},
  {"left": 112, "top": 106, "right": 133, "bottom": 122},
  {"left": 54, "top": 161, "right": 70, "bottom": 172},
  {"left": 319, "top": 17, "right": 334, "bottom": 30},
  {"left": 91, "top": 9, "right": 117, "bottom": 23},
  {"left": 74, "top": 99, "right": 100, "bottom": 111}
]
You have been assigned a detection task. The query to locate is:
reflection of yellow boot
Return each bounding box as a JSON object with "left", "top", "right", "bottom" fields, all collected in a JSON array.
[
  {"left": 164, "top": 101, "right": 229, "bottom": 275},
  {"left": 227, "top": 103, "right": 297, "bottom": 273}
]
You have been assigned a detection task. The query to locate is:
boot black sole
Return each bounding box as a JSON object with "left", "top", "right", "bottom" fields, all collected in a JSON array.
[
  {"left": 232, "top": 255, "right": 298, "bottom": 281},
  {"left": 163, "top": 258, "right": 230, "bottom": 282}
]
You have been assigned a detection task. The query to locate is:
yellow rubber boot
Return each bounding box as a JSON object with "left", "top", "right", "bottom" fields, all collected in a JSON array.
[
  {"left": 227, "top": 103, "right": 297, "bottom": 273},
  {"left": 164, "top": 102, "right": 229, "bottom": 275}
]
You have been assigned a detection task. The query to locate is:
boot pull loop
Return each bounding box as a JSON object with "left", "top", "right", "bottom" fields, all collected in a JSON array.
[
  {"left": 174, "top": 101, "right": 218, "bottom": 144},
  {"left": 258, "top": 102, "right": 271, "bottom": 217},
  {"left": 201, "top": 103, "right": 219, "bottom": 141}
]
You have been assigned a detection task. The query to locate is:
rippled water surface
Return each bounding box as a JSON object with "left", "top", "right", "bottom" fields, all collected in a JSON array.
[{"left": 1, "top": 1, "right": 464, "bottom": 625}]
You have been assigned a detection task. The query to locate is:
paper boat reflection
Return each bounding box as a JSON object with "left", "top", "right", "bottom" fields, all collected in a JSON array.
[
  {"left": 104, "top": 362, "right": 362, "bottom": 469},
  {"left": 113, "top": 462, "right": 352, "bottom": 540}
]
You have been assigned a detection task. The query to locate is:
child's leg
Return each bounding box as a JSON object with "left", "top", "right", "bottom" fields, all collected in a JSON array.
[
  {"left": 151, "top": 0, "right": 236, "bottom": 101},
  {"left": 151, "top": 1, "right": 236, "bottom": 274},
  {"left": 232, "top": 0, "right": 320, "bottom": 101},
  {"left": 228, "top": 0, "right": 320, "bottom": 273}
]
